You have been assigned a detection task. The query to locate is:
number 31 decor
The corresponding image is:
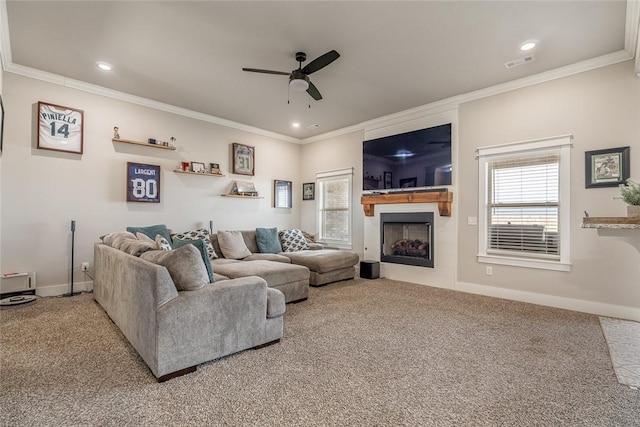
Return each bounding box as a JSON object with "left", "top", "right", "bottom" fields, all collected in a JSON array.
[
  {"left": 127, "top": 162, "right": 160, "bottom": 203},
  {"left": 37, "top": 101, "right": 84, "bottom": 154},
  {"left": 232, "top": 142, "right": 255, "bottom": 176}
]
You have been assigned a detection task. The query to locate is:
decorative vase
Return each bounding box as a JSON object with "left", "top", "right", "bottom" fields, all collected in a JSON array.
[{"left": 627, "top": 205, "right": 640, "bottom": 217}]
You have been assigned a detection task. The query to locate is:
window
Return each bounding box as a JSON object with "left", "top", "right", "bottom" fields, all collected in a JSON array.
[
  {"left": 477, "top": 135, "right": 572, "bottom": 271},
  {"left": 316, "top": 168, "right": 353, "bottom": 249}
]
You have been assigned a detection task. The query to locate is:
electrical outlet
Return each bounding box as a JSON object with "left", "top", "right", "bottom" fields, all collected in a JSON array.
[
  {"left": 82, "top": 262, "right": 89, "bottom": 272},
  {"left": 486, "top": 266, "right": 493, "bottom": 276}
]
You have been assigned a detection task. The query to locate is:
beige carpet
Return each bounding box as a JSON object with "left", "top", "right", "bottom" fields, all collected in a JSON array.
[{"left": 1, "top": 278, "right": 638, "bottom": 426}]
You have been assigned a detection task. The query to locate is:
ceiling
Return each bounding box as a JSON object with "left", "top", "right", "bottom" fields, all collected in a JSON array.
[{"left": 2, "top": 1, "right": 637, "bottom": 142}]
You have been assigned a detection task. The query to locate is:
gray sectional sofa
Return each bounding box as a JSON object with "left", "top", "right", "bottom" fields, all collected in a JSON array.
[
  {"left": 94, "top": 243, "right": 284, "bottom": 382},
  {"left": 92, "top": 226, "right": 360, "bottom": 381}
]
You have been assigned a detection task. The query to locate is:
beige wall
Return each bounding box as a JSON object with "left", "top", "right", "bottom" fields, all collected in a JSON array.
[
  {"left": 457, "top": 60, "right": 640, "bottom": 317},
  {"left": 1, "top": 73, "right": 301, "bottom": 294}
]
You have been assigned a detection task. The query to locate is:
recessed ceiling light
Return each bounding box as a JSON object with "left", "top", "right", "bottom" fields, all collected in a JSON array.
[
  {"left": 292, "top": 122, "right": 301, "bottom": 128},
  {"left": 97, "top": 61, "right": 113, "bottom": 71},
  {"left": 519, "top": 40, "right": 538, "bottom": 51}
]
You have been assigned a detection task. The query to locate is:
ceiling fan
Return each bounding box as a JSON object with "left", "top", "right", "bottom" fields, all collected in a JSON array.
[{"left": 242, "top": 50, "right": 340, "bottom": 101}]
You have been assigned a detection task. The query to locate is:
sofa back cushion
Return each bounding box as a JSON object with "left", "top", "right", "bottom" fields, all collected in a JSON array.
[
  {"left": 141, "top": 244, "right": 210, "bottom": 291},
  {"left": 172, "top": 238, "right": 215, "bottom": 283},
  {"left": 217, "top": 230, "right": 252, "bottom": 259},
  {"left": 255, "top": 227, "right": 283, "bottom": 254}
]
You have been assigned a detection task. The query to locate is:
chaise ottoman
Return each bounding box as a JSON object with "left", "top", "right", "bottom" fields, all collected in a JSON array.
[
  {"left": 282, "top": 250, "right": 360, "bottom": 287},
  {"left": 213, "top": 260, "right": 309, "bottom": 303}
]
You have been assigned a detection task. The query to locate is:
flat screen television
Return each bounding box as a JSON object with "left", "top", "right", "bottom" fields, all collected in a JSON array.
[{"left": 363, "top": 123, "right": 452, "bottom": 192}]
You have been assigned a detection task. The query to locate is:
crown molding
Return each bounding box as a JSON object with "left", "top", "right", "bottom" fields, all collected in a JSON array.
[{"left": 302, "top": 50, "right": 633, "bottom": 144}]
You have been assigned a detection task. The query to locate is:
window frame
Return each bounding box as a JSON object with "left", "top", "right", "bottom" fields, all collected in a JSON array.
[
  {"left": 316, "top": 168, "right": 354, "bottom": 249},
  {"left": 477, "top": 135, "right": 573, "bottom": 272}
]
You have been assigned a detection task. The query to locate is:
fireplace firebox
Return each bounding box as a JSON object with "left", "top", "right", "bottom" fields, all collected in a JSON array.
[{"left": 380, "top": 212, "right": 434, "bottom": 268}]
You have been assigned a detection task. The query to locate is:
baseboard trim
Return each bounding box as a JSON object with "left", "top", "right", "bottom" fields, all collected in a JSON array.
[
  {"left": 455, "top": 281, "right": 640, "bottom": 322},
  {"left": 36, "top": 281, "right": 93, "bottom": 297}
]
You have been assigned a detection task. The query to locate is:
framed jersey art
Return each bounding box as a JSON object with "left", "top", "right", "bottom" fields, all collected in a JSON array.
[
  {"left": 37, "top": 101, "right": 84, "bottom": 154},
  {"left": 127, "top": 162, "right": 161, "bottom": 203}
]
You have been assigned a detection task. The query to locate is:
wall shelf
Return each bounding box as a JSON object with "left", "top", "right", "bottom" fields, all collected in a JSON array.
[
  {"left": 581, "top": 217, "right": 640, "bottom": 229},
  {"left": 221, "top": 194, "right": 263, "bottom": 199},
  {"left": 174, "top": 169, "right": 225, "bottom": 177},
  {"left": 112, "top": 138, "right": 176, "bottom": 151},
  {"left": 361, "top": 190, "right": 453, "bottom": 217}
]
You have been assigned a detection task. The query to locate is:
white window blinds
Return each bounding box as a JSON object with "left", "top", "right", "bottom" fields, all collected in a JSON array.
[
  {"left": 487, "top": 154, "right": 560, "bottom": 258},
  {"left": 316, "top": 168, "right": 353, "bottom": 247}
]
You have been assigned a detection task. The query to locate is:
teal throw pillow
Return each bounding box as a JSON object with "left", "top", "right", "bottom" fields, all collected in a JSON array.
[
  {"left": 256, "top": 227, "right": 283, "bottom": 254},
  {"left": 172, "top": 237, "right": 214, "bottom": 283},
  {"left": 126, "top": 224, "right": 172, "bottom": 244}
]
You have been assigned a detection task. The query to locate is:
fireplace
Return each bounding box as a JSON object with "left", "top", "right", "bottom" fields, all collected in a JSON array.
[{"left": 380, "top": 212, "right": 434, "bottom": 268}]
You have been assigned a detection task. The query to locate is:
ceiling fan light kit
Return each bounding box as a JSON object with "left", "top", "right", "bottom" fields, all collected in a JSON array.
[{"left": 243, "top": 50, "right": 340, "bottom": 101}]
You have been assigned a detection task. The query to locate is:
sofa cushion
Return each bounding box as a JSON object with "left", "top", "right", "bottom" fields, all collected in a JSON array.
[
  {"left": 119, "top": 239, "right": 156, "bottom": 256},
  {"left": 217, "top": 230, "right": 252, "bottom": 259},
  {"left": 126, "top": 224, "right": 172, "bottom": 244},
  {"left": 141, "top": 245, "right": 210, "bottom": 291},
  {"left": 172, "top": 228, "right": 217, "bottom": 259},
  {"left": 278, "top": 229, "right": 309, "bottom": 252},
  {"left": 266, "top": 288, "right": 286, "bottom": 318},
  {"left": 214, "top": 260, "right": 309, "bottom": 288},
  {"left": 101, "top": 231, "right": 136, "bottom": 248},
  {"left": 256, "top": 227, "right": 283, "bottom": 254},
  {"left": 172, "top": 237, "right": 215, "bottom": 283},
  {"left": 283, "top": 249, "right": 360, "bottom": 273},
  {"left": 243, "top": 253, "right": 291, "bottom": 263},
  {"left": 156, "top": 235, "right": 172, "bottom": 251}
]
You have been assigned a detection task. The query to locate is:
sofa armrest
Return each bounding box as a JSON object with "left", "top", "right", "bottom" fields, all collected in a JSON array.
[{"left": 154, "top": 276, "right": 270, "bottom": 377}]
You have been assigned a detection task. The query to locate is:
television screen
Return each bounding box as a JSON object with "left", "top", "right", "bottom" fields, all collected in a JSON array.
[{"left": 363, "top": 123, "right": 452, "bottom": 192}]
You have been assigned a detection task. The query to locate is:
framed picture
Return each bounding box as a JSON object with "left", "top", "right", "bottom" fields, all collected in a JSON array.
[
  {"left": 191, "top": 161, "right": 205, "bottom": 173},
  {"left": 384, "top": 171, "right": 392, "bottom": 189},
  {"left": 399, "top": 177, "right": 417, "bottom": 188},
  {"left": 37, "top": 101, "right": 84, "bottom": 154},
  {"left": 303, "top": 182, "right": 315, "bottom": 201},
  {"left": 585, "top": 146, "right": 630, "bottom": 188},
  {"left": 127, "top": 162, "right": 160, "bottom": 203},
  {"left": 232, "top": 142, "right": 255, "bottom": 176},
  {"left": 210, "top": 163, "right": 220, "bottom": 174},
  {"left": 274, "top": 180, "right": 292, "bottom": 208}
]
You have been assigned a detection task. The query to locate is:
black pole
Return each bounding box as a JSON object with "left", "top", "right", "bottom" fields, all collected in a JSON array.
[{"left": 67, "top": 220, "right": 77, "bottom": 297}]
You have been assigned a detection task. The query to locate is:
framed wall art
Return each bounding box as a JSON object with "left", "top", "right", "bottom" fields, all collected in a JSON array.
[
  {"left": 399, "top": 177, "right": 417, "bottom": 188},
  {"left": 585, "top": 146, "right": 630, "bottom": 188},
  {"left": 37, "top": 101, "right": 84, "bottom": 154},
  {"left": 0, "top": 95, "right": 4, "bottom": 155},
  {"left": 384, "top": 171, "right": 392, "bottom": 189},
  {"left": 127, "top": 162, "right": 160, "bottom": 203},
  {"left": 274, "top": 180, "right": 292, "bottom": 208},
  {"left": 303, "top": 182, "right": 315, "bottom": 201},
  {"left": 232, "top": 142, "right": 255, "bottom": 176},
  {"left": 191, "top": 161, "right": 205, "bottom": 173}
]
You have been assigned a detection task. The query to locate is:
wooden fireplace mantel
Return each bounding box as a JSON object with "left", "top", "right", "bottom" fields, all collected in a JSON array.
[{"left": 360, "top": 190, "right": 453, "bottom": 217}]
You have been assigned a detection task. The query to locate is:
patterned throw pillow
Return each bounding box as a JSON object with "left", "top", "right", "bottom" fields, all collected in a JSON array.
[
  {"left": 155, "top": 235, "right": 172, "bottom": 251},
  {"left": 171, "top": 228, "right": 217, "bottom": 259},
  {"left": 278, "top": 229, "right": 309, "bottom": 252}
]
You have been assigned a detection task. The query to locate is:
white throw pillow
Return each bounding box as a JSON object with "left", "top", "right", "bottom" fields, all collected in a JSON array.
[
  {"left": 217, "top": 230, "right": 252, "bottom": 259},
  {"left": 278, "top": 229, "right": 309, "bottom": 252}
]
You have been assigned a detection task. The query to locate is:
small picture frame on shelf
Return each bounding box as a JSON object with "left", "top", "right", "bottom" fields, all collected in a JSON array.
[
  {"left": 384, "top": 171, "right": 392, "bottom": 189},
  {"left": 191, "top": 161, "right": 206, "bottom": 173},
  {"left": 232, "top": 142, "right": 255, "bottom": 176},
  {"left": 585, "top": 146, "right": 630, "bottom": 188},
  {"left": 303, "top": 182, "right": 315, "bottom": 201},
  {"left": 37, "top": 101, "right": 84, "bottom": 154},
  {"left": 210, "top": 163, "right": 220, "bottom": 174}
]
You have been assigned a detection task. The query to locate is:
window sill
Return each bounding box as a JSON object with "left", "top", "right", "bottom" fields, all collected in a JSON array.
[
  {"left": 317, "top": 242, "right": 353, "bottom": 251},
  {"left": 477, "top": 254, "right": 571, "bottom": 272}
]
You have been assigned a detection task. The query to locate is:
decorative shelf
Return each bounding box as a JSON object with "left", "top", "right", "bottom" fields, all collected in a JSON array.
[
  {"left": 581, "top": 217, "right": 640, "bottom": 229},
  {"left": 112, "top": 138, "right": 176, "bottom": 151},
  {"left": 221, "top": 194, "right": 263, "bottom": 199},
  {"left": 174, "top": 169, "right": 225, "bottom": 177},
  {"left": 361, "top": 190, "right": 453, "bottom": 217}
]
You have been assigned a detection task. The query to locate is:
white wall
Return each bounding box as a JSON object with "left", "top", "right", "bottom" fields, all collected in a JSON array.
[
  {"left": 456, "top": 60, "right": 640, "bottom": 320},
  {"left": 1, "top": 73, "right": 301, "bottom": 295},
  {"left": 301, "top": 61, "right": 640, "bottom": 321}
]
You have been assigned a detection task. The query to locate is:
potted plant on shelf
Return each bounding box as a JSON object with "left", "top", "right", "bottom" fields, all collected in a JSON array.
[{"left": 619, "top": 178, "right": 640, "bottom": 217}]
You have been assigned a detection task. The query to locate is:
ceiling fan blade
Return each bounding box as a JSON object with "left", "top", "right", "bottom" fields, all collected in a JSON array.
[
  {"left": 242, "top": 68, "right": 290, "bottom": 76},
  {"left": 307, "top": 81, "right": 322, "bottom": 100},
  {"left": 301, "top": 50, "right": 340, "bottom": 75}
]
